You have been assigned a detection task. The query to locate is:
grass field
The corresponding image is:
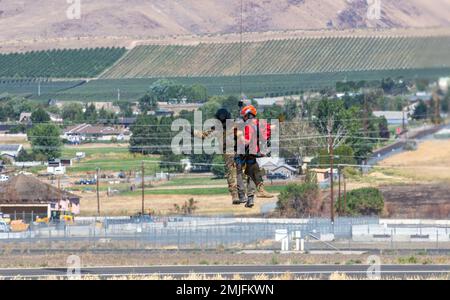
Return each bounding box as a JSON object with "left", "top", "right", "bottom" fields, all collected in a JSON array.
[{"left": 62, "top": 144, "right": 160, "bottom": 174}]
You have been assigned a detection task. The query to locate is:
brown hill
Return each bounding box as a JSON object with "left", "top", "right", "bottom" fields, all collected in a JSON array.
[{"left": 0, "top": 0, "right": 449, "bottom": 43}]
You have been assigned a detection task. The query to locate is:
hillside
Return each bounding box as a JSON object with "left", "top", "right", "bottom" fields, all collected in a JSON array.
[
  {"left": 102, "top": 35, "right": 450, "bottom": 78},
  {"left": 0, "top": 0, "right": 449, "bottom": 48}
]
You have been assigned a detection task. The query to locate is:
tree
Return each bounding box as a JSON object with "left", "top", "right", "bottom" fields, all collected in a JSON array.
[
  {"left": 339, "top": 187, "right": 384, "bottom": 216},
  {"left": 31, "top": 107, "right": 50, "bottom": 123},
  {"left": 211, "top": 156, "right": 225, "bottom": 178},
  {"left": 160, "top": 152, "right": 184, "bottom": 172},
  {"left": 413, "top": 100, "right": 428, "bottom": 120},
  {"left": 138, "top": 93, "right": 158, "bottom": 113},
  {"left": 129, "top": 114, "right": 159, "bottom": 154},
  {"left": 377, "top": 116, "right": 390, "bottom": 139},
  {"left": 314, "top": 144, "right": 356, "bottom": 167},
  {"left": 84, "top": 103, "right": 97, "bottom": 122},
  {"left": 187, "top": 84, "right": 208, "bottom": 102},
  {"left": 28, "top": 124, "right": 62, "bottom": 159},
  {"left": 62, "top": 103, "right": 84, "bottom": 123}
]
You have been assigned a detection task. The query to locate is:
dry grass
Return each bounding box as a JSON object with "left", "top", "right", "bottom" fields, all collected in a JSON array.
[
  {"left": 0, "top": 134, "right": 29, "bottom": 146},
  {"left": 378, "top": 140, "right": 450, "bottom": 183},
  {"left": 2, "top": 251, "right": 450, "bottom": 269},
  {"left": 79, "top": 191, "right": 277, "bottom": 216}
]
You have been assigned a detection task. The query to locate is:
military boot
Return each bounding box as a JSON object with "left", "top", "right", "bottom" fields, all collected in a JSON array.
[
  {"left": 238, "top": 191, "right": 247, "bottom": 204},
  {"left": 256, "top": 183, "right": 274, "bottom": 198},
  {"left": 245, "top": 195, "right": 255, "bottom": 208},
  {"left": 232, "top": 191, "right": 241, "bottom": 205}
]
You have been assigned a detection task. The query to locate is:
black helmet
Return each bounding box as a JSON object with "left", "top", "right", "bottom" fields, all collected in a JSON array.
[{"left": 215, "top": 108, "right": 232, "bottom": 123}]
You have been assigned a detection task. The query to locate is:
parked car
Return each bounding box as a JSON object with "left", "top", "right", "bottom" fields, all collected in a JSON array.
[
  {"left": 267, "top": 173, "right": 289, "bottom": 180},
  {"left": 130, "top": 213, "right": 153, "bottom": 223},
  {"left": 75, "top": 178, "right": 97, "bottom": 185},
  {"left": 0, "top": 213, "right": 11, "bottom": 224},
  {"left": 0, "top": 221, "right": 10, "bottom": 233}
]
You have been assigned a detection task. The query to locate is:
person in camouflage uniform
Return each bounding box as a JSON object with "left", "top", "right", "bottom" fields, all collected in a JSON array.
[{"left": 194, "top": 108, "right": 247, "bottom": 205}]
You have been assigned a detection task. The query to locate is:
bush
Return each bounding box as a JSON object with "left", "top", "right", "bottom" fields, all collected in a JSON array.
[
  {"left": 211, "top": 156, "right": 225, "bottom": 178},
  {"left": 277, "top": 183, "right": 320, "bottom": 217},
  {"left": 343, "top": 187, "right": 384, "bottom": 216}
]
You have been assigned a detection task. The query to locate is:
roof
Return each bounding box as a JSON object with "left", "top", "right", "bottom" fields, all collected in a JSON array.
[
  {"left": 0, "top": 174, "right": 80, "bottom": 204},
  {"left": 64, "top": 124, "right": 127, "bottom": 135},
  {"left": 254, "top": 98, "right": 278, "bottom": 107},
  {"left": 98, "top": 117, "right": 137, "bottom": 125},
  {"left": 0, "top": 144, "right": 22, "bottom": 153},
  {"left": 272, "top": 164, "right": 297, "bottom": 172},
  {"left": 19, "top": 112, "right": 32, "bottom": 122},
  {"left": 373, "top": 111, "right": 405, "bottom": 120}
]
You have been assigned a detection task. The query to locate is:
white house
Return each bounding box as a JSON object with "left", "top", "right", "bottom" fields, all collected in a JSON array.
[{"left": 257, "top": 157, "right": 297, "bottom": 178}]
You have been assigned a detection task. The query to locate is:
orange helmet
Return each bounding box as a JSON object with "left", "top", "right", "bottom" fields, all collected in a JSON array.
[{"left": 240, "top": 105, "right": 257, "bottom": 117}]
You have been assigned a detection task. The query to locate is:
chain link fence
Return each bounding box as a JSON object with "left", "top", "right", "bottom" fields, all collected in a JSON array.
[{"left": 1, "top": 216, "right": 450, "bottom": 252}]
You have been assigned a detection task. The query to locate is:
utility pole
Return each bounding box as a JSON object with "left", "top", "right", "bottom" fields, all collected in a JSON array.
[
  {"left": 328, "top": 123, "right": 335, "bottom": 223},
  {"left": 343, "top": 174, "right": 347, "bottom": 214},
  {"left": 141, "top": 161, "right": 145, "bottom": 215},
  {"left": 57, "top": 176, "right": 62, "bottom": 210},
  {"left": 338, "top": 165, "right": 341, "bottom": 214},
  {"left": 96, "top": 168, "right": 100, "bottom": 215},
  {"left": 433, "top": 90, "right": 441, "bottom": 125}
]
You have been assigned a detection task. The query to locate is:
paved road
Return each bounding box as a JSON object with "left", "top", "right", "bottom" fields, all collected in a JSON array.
[{"left": 1, "top": 265, "right": 450, "bottom": 279}]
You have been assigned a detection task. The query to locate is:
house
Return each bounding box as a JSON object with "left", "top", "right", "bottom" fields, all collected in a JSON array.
[
  {"left": 0, "top": 174, "right": 81, "bottom": 219},
  {"left": 47, "top": 159, "right": 72, "bottom": 175},
  {"left": 147, "top": 109, "right": 175, "bottom": 117},
  {"left": 408, "top": 92, "right": 432, "bottom": 102},
  {"left": 88, "top": 102, "right": 120, "bottom": 114},
  {"left": 257, "top": 157, "right": 297, "bottom": 178},
  {"left": 309, "top": 168, "right": 340, "bottom": 187},
  {"left": 0, "top": 144, "right": 23, "bottom": 162},
  {"left": 63, "top": 124, "right": 130, "bottom": 143},
  {"left": 98, "top": 117, "right": 137, "bottom": 128},
  {"left": 157, "top": 102, "right": 203, "bottom": 115},
  {"left": 19, "top": 112, "right": 32, "bottom": 123},
  {"left": 373, "top": 111, "right": 408, "bottom": 125},
  {"left": 254, "top": 98, "right": 279, "bottom": 111}
]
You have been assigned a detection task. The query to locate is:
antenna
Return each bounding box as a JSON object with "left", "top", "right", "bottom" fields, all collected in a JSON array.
[{"left": 240, "top": 0, "right": 243, "bottom": 100}]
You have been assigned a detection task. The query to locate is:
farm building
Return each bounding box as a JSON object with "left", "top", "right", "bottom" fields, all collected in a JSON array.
[
  {"left": 0, "top": 144, "right": 23, "bottom": 162},
  {"left": 0, "top": 174, "right": 81, "bottom": 219}
]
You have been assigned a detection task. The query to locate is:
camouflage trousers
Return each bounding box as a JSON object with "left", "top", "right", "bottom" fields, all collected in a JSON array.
[{"left": 224, "top": 154, "right": 239, "bottom": 197}]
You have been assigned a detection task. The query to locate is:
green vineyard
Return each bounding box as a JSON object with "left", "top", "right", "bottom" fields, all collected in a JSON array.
[
  {"left": 101, "top": 36, "right": 450, "bottom": 78},
  {"left": 1, "top": 34, "right": 450, "bottom": 101},
  {"left": 0, "top": 47, "right": 126, "bottom": 79},
  {"left": 14, "top": 68, "right": 449, "bottom": 102}
]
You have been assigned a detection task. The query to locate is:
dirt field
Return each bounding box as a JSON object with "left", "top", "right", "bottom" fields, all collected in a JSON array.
[
  {"left": 1, "top": 251, "right": 450, "bottom": 270},
  {"left": 381, "top": 184, "right": 450, "bottom": 219},
  {"left": 0, "top": 134, "right": 29, "bottom": 146},
  {"left": 377, "top": 140, "right": 450, "bottom": 183},
  {"left": 79, "top": 191, "right": 278, "bottom": 216}
]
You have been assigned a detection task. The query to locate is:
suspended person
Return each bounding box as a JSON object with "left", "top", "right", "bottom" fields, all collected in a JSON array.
[
  {"left": 236, "top": 105, "right": 274, "bottom": 208},
  {"left": 194, "top": 108, "right": 247, "bottom": 205}
]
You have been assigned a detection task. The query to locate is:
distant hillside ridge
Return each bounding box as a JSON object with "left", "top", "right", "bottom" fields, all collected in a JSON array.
[{"left": 101, "top": 35, "right": 450, "bottom": 79}]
